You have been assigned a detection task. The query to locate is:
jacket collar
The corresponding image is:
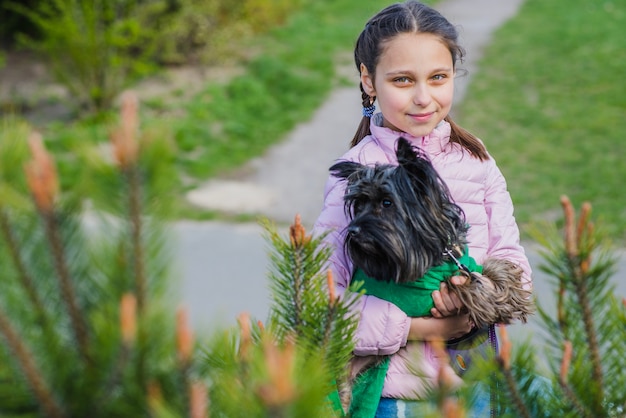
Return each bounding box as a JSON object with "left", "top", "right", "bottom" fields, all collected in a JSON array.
[{"left": 369, "top": 113, "right": 451, "bottom": 160}]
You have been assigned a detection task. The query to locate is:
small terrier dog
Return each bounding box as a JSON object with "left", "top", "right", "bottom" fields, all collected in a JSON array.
[
  {"left": 330, "top": 137, "right": 535, "bottom": 411},
  {"left": 330, "top": 137, "right": 534, "bottom": 328}
]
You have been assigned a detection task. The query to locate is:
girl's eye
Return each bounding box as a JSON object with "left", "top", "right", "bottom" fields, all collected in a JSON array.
[
  {"left": 381, "top": 199, "right": 393, "bottom": 208},
  {"left": 393, "top": 76, "right": 411, "bottom": 84},
  {"left": 431, "top": 74, "right": 448, "bottom": 83}
]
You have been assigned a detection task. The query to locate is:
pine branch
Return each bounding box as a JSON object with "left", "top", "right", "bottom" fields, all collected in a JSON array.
[
  {"left": 265, "top": 215, "right": 325, "bottom": 340},
  {"left": 0, "top": 306, "right": 66, "bottom": 418},
  {"left": 41, "top": 210, "right": 90, "bottom": 361},
  {"left": 289, "top": 246, "right": 305, "bottom": 332},
  {"left": 497, "top": 327, "right": 532, "bottom": 418},
  {"left": 0, "top": 208, "right": 48, "bottom": 325},
  {"left": 176, "top": 307, "right": 194, "bottom": 412},
  {"left": 94, "top": 294, "right": 136, "bottom": 409},
  {"left": 111, "top": 92, "right": 147, "bottom": 314},
  {"left": 237, "top": 312, "right": 253, "bottom": 391},
  {"left": 25, "top": 133, "right": 91, "bottom": 365},
  {"left": 320, "top": 272, "right": 339, "bottom": 350},
  {"left": 561, "top": 196, "right": 604, "bottom": 411},
  {"left": 558, "top": 341, "right": 594, "bottom": 418},
  {"left": 110, "top": 92, "right": 151, "bottom": 393},
  {"left": 127, "top": 165, "right": 147, "bottom": 313}
]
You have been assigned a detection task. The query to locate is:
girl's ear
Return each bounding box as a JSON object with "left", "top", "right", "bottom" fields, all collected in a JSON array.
[{"left": 360, "top": 63, "right": 376, "bottom": 96}]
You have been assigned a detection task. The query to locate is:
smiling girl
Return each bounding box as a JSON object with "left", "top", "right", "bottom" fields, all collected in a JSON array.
[{"left": 313, "top": 1, "right": 532, "bottom": 417}]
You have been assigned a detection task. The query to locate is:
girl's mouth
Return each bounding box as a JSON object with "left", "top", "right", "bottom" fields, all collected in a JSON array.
[{"left": 409, "top": 112, "right": 434, "bottom": 122}]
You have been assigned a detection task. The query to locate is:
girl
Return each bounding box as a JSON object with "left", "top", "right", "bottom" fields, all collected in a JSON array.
[{"left": 313, "top": 1, "right": 532, "bottom": 416}]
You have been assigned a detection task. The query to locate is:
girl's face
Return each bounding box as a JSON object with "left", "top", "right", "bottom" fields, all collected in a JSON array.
[{"left": 361, "top": 32, "right": 455, "bottom": 138}]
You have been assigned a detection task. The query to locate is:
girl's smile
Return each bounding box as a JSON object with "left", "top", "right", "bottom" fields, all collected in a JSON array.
[
  {"left": 409, "top": 112, "right": 436, "bottom": 123},
  {"left": 360, "top": 32, "right": 455, "bottom": 138}
]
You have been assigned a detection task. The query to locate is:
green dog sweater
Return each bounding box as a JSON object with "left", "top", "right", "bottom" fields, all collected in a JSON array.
[{"left": 348, "top": 248, "right": 482, "bottom": 418}]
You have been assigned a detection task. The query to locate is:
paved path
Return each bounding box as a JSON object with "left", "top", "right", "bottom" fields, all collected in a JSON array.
[{"left": 172, "top": 0, "right": 626, "bottom": 343}]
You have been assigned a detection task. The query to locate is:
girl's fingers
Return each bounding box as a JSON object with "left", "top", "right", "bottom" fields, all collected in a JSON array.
[
  {"left": 433, "top": 281, "right": 468, "bottom": 317},
  {"left": 449, "top": 275, "right": 468, "bottom": 286},
  {"left": 432, "top": 285, "right": 454, "bottom": 316}
]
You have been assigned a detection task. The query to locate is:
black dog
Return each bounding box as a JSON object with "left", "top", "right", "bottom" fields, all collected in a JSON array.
[
  {"left": 330, "top": 137, "right": 534, "bottom": 330},
  {"left": 330, "top": 138, "right": 534, "bottom": 412}
]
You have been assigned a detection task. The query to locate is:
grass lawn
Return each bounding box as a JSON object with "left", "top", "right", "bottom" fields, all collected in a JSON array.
[
  {"left": 455, "top": 0, "right": 626, "bottom": 242},
  {"left": 12, "top": 0, "right": 435, "bottom": 220},
  {"left": 3, "top": 0, "right": 624, "bottom": 243},
  {"left": 25, "top": 4, "right": 426, "bottom": 179}
]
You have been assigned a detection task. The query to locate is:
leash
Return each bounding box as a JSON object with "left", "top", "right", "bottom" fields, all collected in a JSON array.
[{"left": 443, "top": 246, "right": 476, "bottom": 281}]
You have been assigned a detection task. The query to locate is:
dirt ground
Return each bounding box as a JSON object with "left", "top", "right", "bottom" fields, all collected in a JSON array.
[
  {"left": 0, "top": 49, "right": 242, "bottom": 126},
  {"left": 0, "top": 50, "right": 71, "bottom": 124}
]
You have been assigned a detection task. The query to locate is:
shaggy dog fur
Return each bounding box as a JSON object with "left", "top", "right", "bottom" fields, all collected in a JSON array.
[
  {"left": 330, "top": 137, "right": 534, "bottom": 328},
  {"left": 330, "top": 137, "right": 534, "bottom": 409}
]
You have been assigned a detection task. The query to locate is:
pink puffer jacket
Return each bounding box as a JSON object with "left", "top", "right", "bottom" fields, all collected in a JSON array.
[{"left": 312, "top": 115, "right": 532, "bottom": 399}]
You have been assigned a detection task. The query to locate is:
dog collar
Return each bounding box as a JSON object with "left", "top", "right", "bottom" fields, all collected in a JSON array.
[{"left": 444, "top": 247, "right": 474, "bottom": 279}]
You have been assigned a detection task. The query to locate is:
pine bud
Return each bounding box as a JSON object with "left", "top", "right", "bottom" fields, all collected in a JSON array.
[
  {"left": 289, "top": 214, "right": 310, "bottom": 247},
  {"left": 24, "top": 132, "right": 58, "bottom": 212},
  {"left": 577, "top": 202, "right": 591, "bottom": 248},
  {"left": 327, "top": 270, "right": 336, "bottom": 303},
  {"left": 431, "top": 339, "right": 455, "bottom": 389},
  {"left": 120, "top": 293, "right": 137, "bottom": 345},
  {"left": 258, "top": 336, "right": 296, "bottom": 406},
  {"left": 441, "top": 397, "right": 466, "bottom": 418},
  {"left": 560, "top": 340, "right": 572, "bottom": 384},
  {"left": 111, "top": 91, "right": 139, "bottom": 168},
  {"left": 499, "top": 326, "right": 512, "bottom": 370},
  {"left": 176, "top": 307, "right": 194, "bottom": 364},
  {"left": 189, "top": 381, "right": 208, "bottom": 418},
  {"left": 560, "top": 195, "right": 576, "bottom": 258},
  {"left": 237, "top": 312, "right": 251, "bottom": 360}
]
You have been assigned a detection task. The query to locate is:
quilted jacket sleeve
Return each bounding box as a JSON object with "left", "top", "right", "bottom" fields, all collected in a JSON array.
[
  {"left": 313, "top": 173, "right": 411, "bottom": 356},
  {"left": 483, "top": 158, "right": 533, "bottom": 289}
]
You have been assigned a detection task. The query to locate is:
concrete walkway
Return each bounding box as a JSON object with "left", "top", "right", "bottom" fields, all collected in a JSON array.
[
  {"left": 185, "top": 0, "right": 526, "bottom": 229},
  {"left": 172, "top": 0, "right": 626, "bottom": 342}
]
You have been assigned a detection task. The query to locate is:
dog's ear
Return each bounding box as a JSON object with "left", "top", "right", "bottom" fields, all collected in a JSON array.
[
  {"left": 329, "top": 161, "right": 363, "bottom": 181},
  {"left": 395, "top": 137, "right": 421, "bottom": 167},
  {"left": 395, "top": 137, "right": 434, "bottom": 179}
]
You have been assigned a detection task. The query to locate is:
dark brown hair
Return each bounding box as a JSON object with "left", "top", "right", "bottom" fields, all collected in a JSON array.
[{"left": 350, "top": 0, "right": 489, "bottom": 161}]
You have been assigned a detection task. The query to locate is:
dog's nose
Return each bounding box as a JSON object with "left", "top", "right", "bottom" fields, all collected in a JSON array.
[{"left": 348, "top": 225, "right": 361, "bottom": 236}]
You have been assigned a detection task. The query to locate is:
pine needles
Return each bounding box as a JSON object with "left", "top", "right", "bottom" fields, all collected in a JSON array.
[
  {"left": 0, "top": 93, "right": 205, "bottom": 417},
  {"left": 463, "top": 196, "right": 626, "bottom": 417},
  {"left": 202, "top": 216, "right": 362, "bottom": 417}
]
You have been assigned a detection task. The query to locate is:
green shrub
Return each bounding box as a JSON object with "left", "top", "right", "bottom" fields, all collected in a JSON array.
[
  {"left": 455, "top": 197, "right": 626, "bottom": 417},
  {"left": 9, "top": 0, "right": 159, "bottom": 112},
  {"left": 0, "top": 94, "right": 195, "bottom": 417},
  {"left": 0, "top": 103, "right": 359, "bottom": 416},
  {"left": 138, "top": 0, "right": 305, "bottom": 66}
]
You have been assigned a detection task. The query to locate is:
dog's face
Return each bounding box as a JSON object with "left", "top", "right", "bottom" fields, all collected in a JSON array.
[{"left": 330, "top": 137, "right": 467, "bottom": 283}]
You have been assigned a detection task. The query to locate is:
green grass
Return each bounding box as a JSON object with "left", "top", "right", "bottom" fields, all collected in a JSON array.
[
  {"left": 456, "top": 0, "right": 626, "bottom": 242},
  {"left": 12, "top": 0, "right": 625, "bottom": 243},
  {"left": 165, "top": 0, "right": 436, "bottom": 182},
  {"left": 29, "top": 0, "right": 435, "bottom": 218}
]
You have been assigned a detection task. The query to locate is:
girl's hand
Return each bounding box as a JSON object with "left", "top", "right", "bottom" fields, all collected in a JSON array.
[
  {"left": 430, "top": 276, "right": 468, "bottom": 318},
  {"left": 408, "top": 313, "right": 473, "bottom": 341}
]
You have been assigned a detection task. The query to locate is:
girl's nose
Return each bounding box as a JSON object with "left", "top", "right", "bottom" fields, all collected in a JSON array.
[{"left": 412, "top": 84, "right": 432, "bottom": 107}]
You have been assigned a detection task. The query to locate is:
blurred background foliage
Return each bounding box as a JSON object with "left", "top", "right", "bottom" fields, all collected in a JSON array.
[
  {"left": 0, "top": 1, "right": 625, "bottom": 415},
  {"left": 1, "top": 0, "right": 625, "bottom": 244},
  {"left": 0, "top": 0, "right": 404, "bottom": 218},
  {"left": 0, "top": 97, "right": 359, "bottom": 416},
  {"left": 2, "top": 0, "right": 304, "bottom": 111}
]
